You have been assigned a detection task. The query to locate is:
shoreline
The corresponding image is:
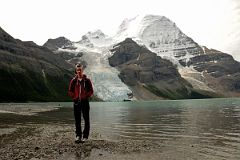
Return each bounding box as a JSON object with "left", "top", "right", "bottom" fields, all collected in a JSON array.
[
  {"left": 2, "top": 124, "right": 239, "bottom": 160},
  {"left": 0, "top": 124, "right": 164, "bottom": 160},
  {"left": 0, "top": 104, "right": 60, "bottom": 116}
]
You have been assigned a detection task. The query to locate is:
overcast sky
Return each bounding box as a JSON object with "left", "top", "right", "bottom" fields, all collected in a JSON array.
[{"left": 0, "top": 0, "right": 239, "bottom": 60}]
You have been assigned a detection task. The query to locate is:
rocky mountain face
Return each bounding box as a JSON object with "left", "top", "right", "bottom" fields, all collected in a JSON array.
[
  {"left": 179, "top": 47, "right": 240, "bottom": 97},
  {"left": 43, "top": 36, "right": 84, "bottom": 65},
  {"left": 0, "top": 27, "right": 73, "bottom": 102},
  {"left": 108, "top": 38, "right": 218, "bottom": 99},
  {"left": 43, "top": 37, "right": 74, "bottom": 51},
  {"left": 113, "top": 15, "right": 240, "bottom": 98}
]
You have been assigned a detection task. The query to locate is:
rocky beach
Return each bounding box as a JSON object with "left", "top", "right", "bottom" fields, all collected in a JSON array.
[{"left": 0, "top": 124, "right": 166, "bottom": 160}]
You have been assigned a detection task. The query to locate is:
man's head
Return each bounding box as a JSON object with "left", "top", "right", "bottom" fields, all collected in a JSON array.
[{"left": 75, "top": 63, "right": 84, "bottom": 77}]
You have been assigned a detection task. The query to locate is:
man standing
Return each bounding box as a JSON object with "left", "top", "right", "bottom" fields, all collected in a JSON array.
[{"left": 68, "top": 64, "right": 93, "bottom": 143}]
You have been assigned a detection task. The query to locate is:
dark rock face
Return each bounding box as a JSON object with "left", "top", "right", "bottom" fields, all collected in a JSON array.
[
  {"left": 0, "top": 27, "right": 15, "bottom": 43},
  {"left": 0, "top": 27, "right": 73, "bottom": 102},
  {"left": 43, "top": 36, "right": 88, "bottom": 72},
  {"left": 56, "top": 51, "right": 83, "bottom": 60},
  {"left": 219, "top": 73, "right": 240, "bottom": 91},
  {"left": 180, "top": 49, "right": 239, "bottom": 76},
  {"left": 109, "top": 38, "right": 149, "bottom": 66},
  {"left": 109, "top": 38, "right": 182, "bottom": 84},
  {"left": 109, "top": 38, "right": 212, "bottom": 99},
  {"left": 43, "top": 37, "right": 74, "bottom": 51},
  {"left": 180, "top": 47, "right": 240, "bottom": 93}
]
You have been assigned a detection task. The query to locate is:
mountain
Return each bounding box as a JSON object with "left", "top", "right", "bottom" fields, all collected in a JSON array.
[
  {"left": 43, "top": 36, "right": 74, "bottom": 51},
  {"left": 113, "top": 15, "right": 240, "bottom": 98},
  {"left": 108, "top": 38, "right": 220, "bottom": 99},
  {"left": 0, "top": 27, "right": 73, "bottom": 102},
  {"left": 43, "top": 14, "right": 240, "bottom": 100}
]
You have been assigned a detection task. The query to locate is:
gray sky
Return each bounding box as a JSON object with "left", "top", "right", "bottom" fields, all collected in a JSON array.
[{"left": 0, "top": 0, "right": 239, "bottom": 60}]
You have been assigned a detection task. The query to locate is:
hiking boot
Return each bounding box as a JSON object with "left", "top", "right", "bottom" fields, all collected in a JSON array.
[
  {"left": 75, "top": 136, "right": 82, "bottom": 143},
  {"left": 82, "top": 138, "right": 88, "bottom": 142}
]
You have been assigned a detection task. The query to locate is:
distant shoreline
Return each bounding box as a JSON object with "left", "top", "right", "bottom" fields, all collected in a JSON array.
[{"left": 0, "top": 104, "right": 60, "bottom": 116}]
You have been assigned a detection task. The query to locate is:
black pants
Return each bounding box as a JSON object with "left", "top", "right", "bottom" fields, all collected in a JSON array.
[{"left": 73, "top": 100, "right": 90, "bottom": 139}]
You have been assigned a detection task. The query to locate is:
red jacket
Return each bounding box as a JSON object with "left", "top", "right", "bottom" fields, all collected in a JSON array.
[{"left": 68, "top": 74, "right": 94, "bottom": 101}]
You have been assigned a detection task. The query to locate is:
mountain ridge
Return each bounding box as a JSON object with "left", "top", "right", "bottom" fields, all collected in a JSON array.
[
  {"left": 0, "top": 27, "right": 74, "bottom": 102},
  {"left": 1, "top": 14, "right": 239, "bottom": 101},
  {"left": 43, "top": 14, "right": 240, "bottom": 100}
]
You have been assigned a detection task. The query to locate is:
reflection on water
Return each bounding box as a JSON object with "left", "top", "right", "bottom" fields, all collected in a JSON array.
[{"left": 0, "top": 98, "right": 240, "bottom": 159}]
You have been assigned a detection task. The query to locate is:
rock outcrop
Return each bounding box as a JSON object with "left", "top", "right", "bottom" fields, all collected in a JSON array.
[{"left": 43, "top": 37, "right": 74, "bottom": 51}]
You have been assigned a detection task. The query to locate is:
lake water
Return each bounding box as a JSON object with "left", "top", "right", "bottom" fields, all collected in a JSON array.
[{"left": 1, "top": 98, "right": 240, "bottom": 159}]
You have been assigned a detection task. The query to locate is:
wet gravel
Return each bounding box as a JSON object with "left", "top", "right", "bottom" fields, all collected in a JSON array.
[{"left": 0, "top": 124, "right": 163, "bottom": 160}]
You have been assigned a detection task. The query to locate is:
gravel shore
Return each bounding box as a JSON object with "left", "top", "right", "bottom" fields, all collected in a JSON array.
[{"left": 0, "top": 124, "right": 165, "bottom": 160}]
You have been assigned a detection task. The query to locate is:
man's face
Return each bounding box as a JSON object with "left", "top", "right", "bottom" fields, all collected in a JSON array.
[{"left": 76, "top": 67, "right": 83, "bottom": 76}]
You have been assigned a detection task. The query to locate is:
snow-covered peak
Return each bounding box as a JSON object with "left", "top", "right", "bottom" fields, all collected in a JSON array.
[
  {"left": 114, "top": 14, "right": 180, "bottom": 41},
  {"left": 85, "top": 29, "right": 106, "bottom": 39},
  {"left": 76, "top": 29, "right": 113, "bottom": 48},
  {"left": 114, "top": 14, "right": 203, "bottom": 64},
  {"left": 115, "top": 15, "right": 141, "bottom": 39}
]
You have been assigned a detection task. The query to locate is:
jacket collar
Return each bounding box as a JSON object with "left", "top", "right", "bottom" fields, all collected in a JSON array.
[{"left": 74, "top": 74, "right": 87, "bottom": 81}]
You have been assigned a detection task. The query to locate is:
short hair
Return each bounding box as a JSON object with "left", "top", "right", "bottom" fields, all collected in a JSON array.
[
  {"left": 75, "top": 63, "right": 84, "bottom": 74},
  {"left": 75, "top": 63, "right": 83, "bottom": 69}
]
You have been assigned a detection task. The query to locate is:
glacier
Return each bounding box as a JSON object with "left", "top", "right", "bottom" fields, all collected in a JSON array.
[{"left": 58, "top": 30, "right": 132, "bottom": 101}]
